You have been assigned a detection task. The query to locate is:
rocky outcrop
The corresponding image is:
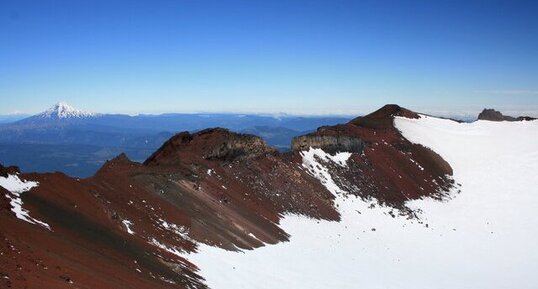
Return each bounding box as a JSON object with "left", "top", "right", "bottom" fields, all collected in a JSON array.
[
  {"left": 478, "top": 108, "right": 536, "bottom": 121},
  {"left": 144, "top": 128, "right": 276, "bottom": 165},
  {"left": 478, "top": 109, "right": 515, "bottom": 121},
  {"left": 291, "top": 134, "right": 364, "bottom": 154},
  {"left": 0, "top": 164, "right": 20, "bottom": 177},
  {"left": 197, "top": 128, "right": 276, "bottom": 161}
]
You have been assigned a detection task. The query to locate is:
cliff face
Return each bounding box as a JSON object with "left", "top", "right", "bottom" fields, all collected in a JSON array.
[
  {"left": 291, "top": 134, "right": 364, "bottom": 154},
  {"left": 0, "top": 164, "right": 20, "bottom": 177},
  {"left": 198, "top": 129, "right": 275, "bottom": 161},
  {"left": 144, "top": 128, "right": 276, "bottom": 165}
]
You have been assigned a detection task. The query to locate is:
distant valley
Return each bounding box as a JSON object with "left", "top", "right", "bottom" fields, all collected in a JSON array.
[{"left": 0, "top": 103, "right": 351, "bottom": 177}]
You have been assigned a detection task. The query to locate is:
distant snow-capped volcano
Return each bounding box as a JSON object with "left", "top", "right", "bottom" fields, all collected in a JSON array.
[{"left": 36, "top": 102, "right": 97, "bottom": 119}]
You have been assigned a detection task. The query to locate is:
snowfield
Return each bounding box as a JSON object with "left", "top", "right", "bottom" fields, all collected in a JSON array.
[{"left": 187, "top": 116, "right": 538, "bottom": 289}]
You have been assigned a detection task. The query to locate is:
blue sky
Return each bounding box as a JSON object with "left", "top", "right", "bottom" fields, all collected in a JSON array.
[{"left": 1, "top": 0, "right": 537, "bottom": 115}]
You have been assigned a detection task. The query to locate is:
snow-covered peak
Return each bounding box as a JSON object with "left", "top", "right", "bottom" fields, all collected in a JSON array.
[{"left": 37, "top": 102, "right": 96, "bottom": 119}]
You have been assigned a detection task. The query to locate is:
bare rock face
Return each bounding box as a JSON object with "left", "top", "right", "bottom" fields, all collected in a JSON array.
[
  {"left": 198, "top": 128, "right": 276, "bottom": 161},
  {"left": 291, "top": 134, "right": 364, "bottom": 154},
  {"left": 144, "top": 128, "right": 277, "bottom": 165},
  {"left": 478, "top": 108, "right": 536, "bottom": 122},
  {"left": 0, "top": 164, "right": 20, "bottom": 177},
  {"left": 478, "top": 109, "right": 515, "bottom": 121}
]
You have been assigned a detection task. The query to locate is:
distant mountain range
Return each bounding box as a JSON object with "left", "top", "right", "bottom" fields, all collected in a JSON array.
[
  {"left": 0, "top": 114, "right": 30, "bottom": 124},
  {"left": 0, "top": 102, "right": 351, "bottom": 177}
]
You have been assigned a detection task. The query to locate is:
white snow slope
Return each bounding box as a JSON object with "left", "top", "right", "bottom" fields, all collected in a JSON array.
[
  {"left": 188, "top": 116, "right": 538, "bottom": 289},
  {"left": 0, "top": 174, "right": 50, "bottom": 230}
]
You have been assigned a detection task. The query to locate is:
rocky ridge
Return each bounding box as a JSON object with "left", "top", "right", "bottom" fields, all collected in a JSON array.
[{"left": 0, "top": 105, "right": 455, "bottom": 289}]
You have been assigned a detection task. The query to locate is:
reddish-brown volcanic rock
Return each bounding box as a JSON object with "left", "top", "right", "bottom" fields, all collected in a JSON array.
[
  {"left": 144, "top": 128, "right": 277, "bottom": 166},
  {"left": 1, "top": 105, "right": 455, "bottom": 288},
  {"left": 1, "top": 166, "right": 205, "bottom": 289},
  {"left": 292, "top": 104, "right": 453, "bottom": 212}
]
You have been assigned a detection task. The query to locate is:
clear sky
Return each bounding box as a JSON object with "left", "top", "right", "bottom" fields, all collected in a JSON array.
[{"left": 1, "top": 0, "right": 537, "bottom": 115}]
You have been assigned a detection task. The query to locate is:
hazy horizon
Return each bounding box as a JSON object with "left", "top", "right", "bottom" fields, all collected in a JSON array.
[
  {"left": 13, "top": 101, "right": 538, "bottom": 117},
  {"left": 2, "top": 101, "right": 538, "bottom": 119}
]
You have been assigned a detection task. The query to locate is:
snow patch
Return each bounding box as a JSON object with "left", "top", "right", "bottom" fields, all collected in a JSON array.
[
  {"left": 0, "top": 174, "right": 50, "bottom": 230},
  {"left": 158, "top": 218, "right": 190, "bottom": 240},
  {"left": 409, "top": 158, "right": 425, "bottom": 170},
  {"left": 150, "top": 238, "right": 184, "bottom": 258},
  {"left": 300, "top": 148, "right": 352, "bottom": 168},
  {"left": 248, "top": 232, "right": 261, "bottom": 242},
  {"left": 122, "top": 219, "right": 135, "bottom": 235},
  {"left": 299, "top": 147, "right": 351, "bottom": 195}
]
